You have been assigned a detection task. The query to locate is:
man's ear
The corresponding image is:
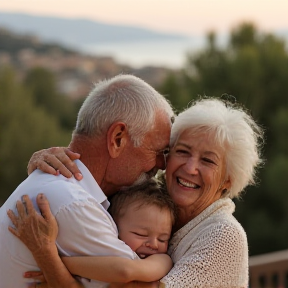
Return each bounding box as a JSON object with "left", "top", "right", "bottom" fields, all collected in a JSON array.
[{"left": 107, "top": 122, "right": 129, "bottom": 158}]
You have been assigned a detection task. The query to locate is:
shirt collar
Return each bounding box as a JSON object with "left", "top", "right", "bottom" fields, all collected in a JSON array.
[{"left": 74, "top": 159, "right": 110, "bottom": 209}]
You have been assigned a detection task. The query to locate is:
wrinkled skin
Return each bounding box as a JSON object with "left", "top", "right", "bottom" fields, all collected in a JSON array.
[
  {"left": 27, "top": 147, "right": 83, "bottom": 180},
  {"left": 7, "top": 194, "right": 58, "bottom": 253}
]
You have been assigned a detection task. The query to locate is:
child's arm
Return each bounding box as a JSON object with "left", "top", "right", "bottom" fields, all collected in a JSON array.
[{"left": 62, "top": 254, "right": 173, "bottom": 283}]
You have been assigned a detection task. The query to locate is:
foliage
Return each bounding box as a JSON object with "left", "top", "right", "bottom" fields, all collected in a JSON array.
[
  {"left": 0, "top": 67, "right": 74, "bottom": 204},
  {"left": 24, "top": 67, "right": 79, "bottom": 130},
  {"left": 159, "top": 22, "right": 288, "bottom": 256}
]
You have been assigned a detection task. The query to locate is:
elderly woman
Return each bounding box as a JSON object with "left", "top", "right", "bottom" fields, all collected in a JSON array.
[{"left": 8, "top": 97, "right": 264, "bottom": 287}]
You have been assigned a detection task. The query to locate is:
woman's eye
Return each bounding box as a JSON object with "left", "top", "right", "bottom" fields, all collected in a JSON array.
[{"left": 203, "top": 158, "right": 216, "bottom": 165}]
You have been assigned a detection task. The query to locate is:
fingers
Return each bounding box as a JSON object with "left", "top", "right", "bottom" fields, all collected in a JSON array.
[
  {"left": 60, "top": 148, "right": 83, "bottom": 180},
  {"left": 27, "top": 149, "right": 58, "bottom": 176},
  {"left": 42, "top": 147, "right": 73, "bottom": 178},
  {"left": 64, "top": 148, "right": 81, "bottom": 160},
  {"left": 36, "top": 194, "right": 52, "bottom": 221},
  {"left": 24, "top": 195, "right": 37, "bottom": 215},
  {"left": 7, "top": 209, "right": 18, "bottom": 226},
  {"left": 7, "top": 210, "right": 20, "bottom": 237},
  {"left": 16, "top": 199, "right": 27, "bottom": 219},
  {"left": 15, "top": 195, "right": 35, "bottom": 218},
  {"left": 7, "top": 195, "right": 34, "bottom": 237},
  {"left": 47, "top": 147, "right": 82, "bottom": 180},
  {"left": 7, "top": 194, "right": 58, "bottom": 252},
  {"left": 27, "top": 147, "right": 83, "bottom": 180},
  {"left": 24, "top": 271, "right": 45, "bottom": 281},
  {"left": 8, "top": 225, "right": 19, "bottom": 237}
]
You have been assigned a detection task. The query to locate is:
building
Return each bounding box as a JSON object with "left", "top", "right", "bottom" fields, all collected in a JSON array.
[{"left": 250, "top": 249, "right": 288, "bottom": 288}]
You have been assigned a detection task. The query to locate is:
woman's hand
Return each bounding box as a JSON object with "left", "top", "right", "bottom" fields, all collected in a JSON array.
[
  {"left": 27, "top": 147, "right": 83, "bottom": 180},
  {"left": 7, "top": 194, "right": 58, "bottom": 255},
  {"left": 8, "top": 194, "right": 84, "bottom": 288},
  {"left": 24, "top": 271, "right": 47, "bottom": 288}
]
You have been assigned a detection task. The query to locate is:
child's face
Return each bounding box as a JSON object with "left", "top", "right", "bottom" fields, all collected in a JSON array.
[{"left": 116, "top": 203, "right": 172, "bottom": 259}]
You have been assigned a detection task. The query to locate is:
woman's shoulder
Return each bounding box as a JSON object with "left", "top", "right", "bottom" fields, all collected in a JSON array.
[
  {"left": 170, "top": 198, "right": 246, "bottom": 250},
  {"left": 183, "top": 211, "right": 248, "bottom": 267},
  {"left": 200, "top": 205, "right": 247, "bottom": 245},
  {"left": 165, "top": 212, "right": 249, "bottom": 287}
]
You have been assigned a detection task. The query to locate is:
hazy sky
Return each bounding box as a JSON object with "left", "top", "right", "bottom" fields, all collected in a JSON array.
[{"left": 1, "top": 0, "right": 288, "bottom": 36}]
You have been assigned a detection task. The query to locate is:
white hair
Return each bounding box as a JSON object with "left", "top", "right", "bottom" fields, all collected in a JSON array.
[
  {"left": 170, "top": 97, "right": 264, "bottom": 198},
  {"left": 74, "top": 74, "right": 174, "bottom": 146}
]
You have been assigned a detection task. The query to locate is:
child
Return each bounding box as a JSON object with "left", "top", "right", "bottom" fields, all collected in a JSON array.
[{"left": 23, "top": 178, "right": 176, "bottom": 286}]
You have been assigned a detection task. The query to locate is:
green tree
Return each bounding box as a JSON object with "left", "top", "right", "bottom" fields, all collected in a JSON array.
[
  {"left": 0, "top": 67, "right": 71, "bottom": 204},
  {"left": 24, "top": 67, "right": 78, "bottom": 131}
]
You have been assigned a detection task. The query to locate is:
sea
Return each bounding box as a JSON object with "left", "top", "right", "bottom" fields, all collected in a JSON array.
[
  {"left": 79, "top": 37, "right": 209, "bottom": 69},
  {"left": 78, "top": 30, "right": 288, "bottom": 69}
]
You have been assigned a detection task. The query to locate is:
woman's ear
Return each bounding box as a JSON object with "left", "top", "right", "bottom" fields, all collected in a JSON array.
[
  {"left": 107, "top": 122, "right": 129, "bottom": 158},
  {"left": 222, "top": 177, "right": 231, "bottom": 194}
]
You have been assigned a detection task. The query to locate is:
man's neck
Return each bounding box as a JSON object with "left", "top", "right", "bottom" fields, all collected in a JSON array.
[{"left": 69, "top": 135, "right": 111, "bottom": 195}]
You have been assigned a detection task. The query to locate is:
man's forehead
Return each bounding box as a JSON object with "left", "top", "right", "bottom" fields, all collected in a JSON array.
[{"left": 144, "top": 112, "right": 172, "bottom": 146}]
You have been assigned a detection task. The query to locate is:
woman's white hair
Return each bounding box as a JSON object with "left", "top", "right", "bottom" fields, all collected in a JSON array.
[
  {"left": 170, "top": 97, "right": 264, "bottom": 198},
  {"left": 74, "top": 74, "right": 174, "bottom": 146}
]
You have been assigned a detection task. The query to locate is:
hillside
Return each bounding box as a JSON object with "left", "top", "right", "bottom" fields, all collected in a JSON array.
[
  {"left": 0, "top": 27, "right": 77, "bottom": 55},
  {"left": 0, "top": 12, "right": 187, "bottom": 47},
  {"left": 0, "top": 27, "right": 174, "bottom": 99}
]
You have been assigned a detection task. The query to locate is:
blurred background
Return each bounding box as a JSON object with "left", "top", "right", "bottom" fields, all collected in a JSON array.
[{"left": 1, "top": 0, "right": 288, "bottom": 274}]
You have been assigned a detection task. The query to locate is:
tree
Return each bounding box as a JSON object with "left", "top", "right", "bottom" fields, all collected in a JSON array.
[
  {"left": 24, "top": 67, "right": 78, "bottom": 131},
  {"left": 0, "top": 67, "right": 71, "bottom": 204}
]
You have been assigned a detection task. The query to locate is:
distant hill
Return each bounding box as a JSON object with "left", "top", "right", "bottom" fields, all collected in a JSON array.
[
  {"left": 0, "top": 27, "right": 77, "bottom": 55},
  {"left": 0, "top": 12, "right": 187, "bottom": 48}
]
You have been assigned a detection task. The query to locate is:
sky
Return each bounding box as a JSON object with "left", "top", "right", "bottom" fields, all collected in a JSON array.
[{"left": 1, "top": 0, "right": 288, "bottom": 36}]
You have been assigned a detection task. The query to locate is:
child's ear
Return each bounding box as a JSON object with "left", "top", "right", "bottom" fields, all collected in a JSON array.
[{"left": 107, "top": 122, "right": 129, "bottom": 158}]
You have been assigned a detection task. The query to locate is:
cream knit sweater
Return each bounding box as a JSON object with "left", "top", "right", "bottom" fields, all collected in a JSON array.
[{"left": 160, "top": 198, "right": 248, "bottom": 288}]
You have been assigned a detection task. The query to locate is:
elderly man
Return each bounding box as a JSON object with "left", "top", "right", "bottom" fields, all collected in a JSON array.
[{"left": 0, "top": 74, "right": 174, "bottom": 288}]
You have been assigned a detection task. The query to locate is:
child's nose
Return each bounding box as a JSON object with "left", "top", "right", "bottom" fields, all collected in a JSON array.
[{"left": 145, "top": 239, "right": 158, "bottom": 250}]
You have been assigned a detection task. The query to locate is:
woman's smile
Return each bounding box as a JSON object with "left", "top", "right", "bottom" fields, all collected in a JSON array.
[{"left": 177, "top": 177, "right": 200, "bottom": 189}]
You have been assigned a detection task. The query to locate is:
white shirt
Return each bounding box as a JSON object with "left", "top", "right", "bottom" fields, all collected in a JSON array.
[{"left": 0, "top": 160, "right": 136, "bottom": 288}]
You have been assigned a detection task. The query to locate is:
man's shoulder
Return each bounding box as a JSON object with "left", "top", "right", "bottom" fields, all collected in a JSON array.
[
  {"left": 35, "top": 172, "right": 97, "bottom": 211},
  {"left": 6, "top": 171, "right": 91, "bottom": 214},
  {"left": 24, "top": 170, "right": 82, "bottom": 193}
]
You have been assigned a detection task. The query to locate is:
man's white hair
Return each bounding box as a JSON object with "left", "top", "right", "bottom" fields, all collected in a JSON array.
[
  {"left": 74, "top": 74, "right": 174, "bottom": 146},
  {"left": 170, "top": 97, "right": 264, "bottom": 198}
]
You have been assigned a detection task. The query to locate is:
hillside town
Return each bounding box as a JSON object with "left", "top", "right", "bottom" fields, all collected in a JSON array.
[{"left": 0, "top": 27, "right": 174, "bottom": 99}]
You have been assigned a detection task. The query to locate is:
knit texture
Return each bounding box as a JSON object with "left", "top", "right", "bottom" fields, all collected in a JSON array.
[{"left": 160, "top": 198, "right": 248, "bottom": 288}]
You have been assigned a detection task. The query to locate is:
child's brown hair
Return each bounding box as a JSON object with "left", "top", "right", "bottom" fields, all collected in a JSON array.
[{"left": 108, "top": 178, "right": 177, "bottom": 226}]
